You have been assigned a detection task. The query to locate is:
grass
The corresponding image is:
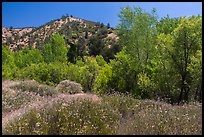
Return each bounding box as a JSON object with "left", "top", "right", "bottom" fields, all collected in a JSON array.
[
  {"left": 2, "top": 90, "right": 35, "bottom": 112},
  {"left": 3, "top": 99, "right": 119, "bottom": 135},
  {"left": 102, "top": 93, "right": 202, "bottom": 135},
  {"left": 11, "top": 80, "right": 57, "bottom": 96},
  {"left": 3, "top": 92, "right": 202, "bottom": 135}
]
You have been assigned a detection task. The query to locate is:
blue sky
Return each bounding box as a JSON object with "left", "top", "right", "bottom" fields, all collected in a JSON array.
[{"left": 2, "top": 2, "right": 202, "bottom": 28}]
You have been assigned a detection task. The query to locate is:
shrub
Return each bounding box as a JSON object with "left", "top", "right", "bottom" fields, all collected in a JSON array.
[
  {"left": 3, "top": 99, "right": 119, "bottom": 135},
  {"left": 72, "top": 33, "right": 78, "bottom": 39},
  {"left": 11, "top": 80, "right": 57, "bottom": 96},
  {"left": 93, "top": 64, "right": 112, "bottom": 95},
  {"left": 2, "top": 65, "right": 18, "bottom": 80},
  {"left": 102, "top": 94, "right": 202, "bottom": 135},
  {"left": 17, "top": 62, "right": 69, "bottom": 86},
  {"left": 2, "top": 93, "right": 202, "bottom": 135},
  {"left": 2, "top": 90, "right": 34, "bottom": 112},
  {"left": 56, "top": 80, "right": 83, "bottom": 94}
]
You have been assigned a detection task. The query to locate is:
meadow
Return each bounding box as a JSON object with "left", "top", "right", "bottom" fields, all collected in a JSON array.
[{"left": 2, "top": 80, "right": 202, "bottom": 135}]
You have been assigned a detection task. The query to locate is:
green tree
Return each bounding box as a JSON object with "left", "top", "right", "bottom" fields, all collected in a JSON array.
[
  {"left": 107, "top": 23, "right": 110, "bottom": 28},
  {"left": 41, "top": 34, "right": 67, "bottom": 63},
  {"left": 85, "top": 31, "right": 88, "bottom": 39},
  {"left": 156, "top": 15, "right": 180, "bottom": 34},
  {"left": 152, "top": 15, "right": 202, "bottom": 104},
  {"left": 109, "top": 50, "right": 137, "bottom": 95},
  {"left": 41, "top": 43, "right": 53, "bottom": 63},
  {"left": 14, "top": 47, "right": 44, "bottom": 68},
  {"left": 188, "top": 50, "right": 202, "bottom": 102},
  {"left": 2, "top": 45, "right": 14, "bottom": 66},
  {"left": 97, "top": 27, "right": 108, "bottom": 39},
  {"left": 67, "top": 41, "right": 77, "bottom": 64},
  {"left": 76, "top": 37, "right": 86, "bottom": 60},
  {"left": 93, "top": 55, "right": 112, "bottom": 95},
  {"left": 114, "top": 6, "right": 158, "bottom": 98},
  {"left": 169, "top": 16, "right": 202, "bottom": 104},
  {"left": 2, "top": 45, "right": 17, "bottom": 79},
  {"left": 88, "top": 35, "right": 105, "bottom": 56},
  {"left": 79, "top": 56, "right": 100, "bottom": 91},
  {"left": 117, "top": 6, "right": 158, "bottom": 72}
]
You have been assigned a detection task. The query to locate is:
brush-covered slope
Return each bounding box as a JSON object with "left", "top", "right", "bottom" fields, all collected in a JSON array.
[{"left": 2, "top": 15, "right": 119, "bottom": 53}]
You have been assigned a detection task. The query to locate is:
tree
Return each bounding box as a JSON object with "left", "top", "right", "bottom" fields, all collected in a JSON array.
[
  {"left": 100, "top": 23, "right": 104, "bottom": 28},
  {"left": 156, "top": 15, "right": 180, "bottom": 34},
  {"left": 24, "top": 49, "right": 44, "bottom": 65},
  {"left": 188, "top": 50, "right": 202, "bottom": 102},
  {"left": 9, "top": 26, "right": 13, "bottom": 30},
  {"left": 93, "top": 63, "right": 112, "bottom": 95},
  {"left": 67, "top": 41, "right": 77, "bottom": 64},
  {"left": 14, "top": 47, "right": 44, "bottom": 69},
  {"left": 158, "top": 16, "right": 202, "bottom": 104},
  {"left": 79, "top": 56, "right": 100, "bottom": 91},
  {"left": 41, "top": 43, "right": 52, "bottom": 63},
  {"left": 85, "top": 31, "right": 88, "bottom": 39},
  {"left": 88, "top": 35, "right": 105, "bottom": 56},
  {"left": 2, "top": 45, "right": 14, "bottom": 66},
  {"left": 107, "top": 23, "right": 110, "bottom": 28},
  {"left": 76, "top": 37, "right": 86, "bottom": 60},
  {"left": 102, "top": 42, "right": 122, "bottom": 62},
  {"left": 115, "top": 6, "right": 158, "bottom": 97},
  {"left": 6, "top": 37, "right": 12, "bottom": 45},
  {"left": 153, "top": 33, "right": 179, "bottom": 103},
  {"left": 169, "top": 16, "right": 202, "bottom": 104},
  {"left": 2, "top": 45, "right": 17, "bottom": 79},
  {"left": 97, "top": 27, "right": 108, "bottom": 39},
  {"left": 41, "top": 34, "right": 67, "bottom": 63},
  {"left": 117, "top": 6, "right": 158, "bottom": 72}
]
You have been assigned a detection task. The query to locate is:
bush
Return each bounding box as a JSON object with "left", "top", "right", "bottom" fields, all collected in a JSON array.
[
  {"left": 3, "top": 93, "right": 201, "bottom": 135},
  {"left": 11, "top": 80, "right": 57, "bottom": 96},
  {"left": 56, "top": 80, "right": 83, "bottom": 94},
  {"left": 3, "top": 99, "right": 119, "bottom": 135},
  {"left": 102, "top": 94, "right": 202, "bottom": 135},
  {"left": 2, "top": 90, "right": 34, "bottom": 112},
  {"left": 2, "top": 65, "right": 18, "bottom": 80},
  {"left": 72, "top": 33, "right": 78, "bottom": 39},
  {"left": 2, "top": 45, "right": 18, "bottom": 80},
  {"left": 17, "top": 62, "right": 69, "bottom": 86},
  {"left": 93, "top": 64, "right": 112, "bottom": 95}
]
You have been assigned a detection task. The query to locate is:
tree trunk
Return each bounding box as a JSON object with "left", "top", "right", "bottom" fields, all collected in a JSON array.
[
  {"left": 199, "top": 84, "right": 202, "bottom": 103},
  {"left": 184, "top": 85, "right": 189, "bottom": 103},
  {"left": 194, "top": 86, "right": 199, "bottom": 101},
  {"left": 178, "top": 86, "right": 184, "bottom": 105},
  {"left": 178, "top": 75, "right": 186, "bottom": 105}
]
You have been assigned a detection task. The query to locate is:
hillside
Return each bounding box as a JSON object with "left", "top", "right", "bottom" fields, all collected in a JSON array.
[
  {"left": 2, "top": 15, "right": 119, "bottom": 52},
  {"left": 2, "top": 27, "right": 35, "bottom": 45}
]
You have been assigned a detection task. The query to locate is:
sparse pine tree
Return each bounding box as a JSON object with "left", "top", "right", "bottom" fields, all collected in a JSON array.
[
  {"left": 107, "top": 23, "right": 110, "bottom": 28},
  {"left": 85, "top": 31, "right": 88, "bottom": 39}
]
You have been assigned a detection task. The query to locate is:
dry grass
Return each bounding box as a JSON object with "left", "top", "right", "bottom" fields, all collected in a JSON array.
[
  {"left": 2, "top": 81, "right": 202, "bottom": 135},
  {"left": 11, "top": 80, "right": 57, "bottom": 96}
]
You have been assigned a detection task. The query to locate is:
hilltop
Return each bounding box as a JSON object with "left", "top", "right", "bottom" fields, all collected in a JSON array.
[{"left": 2, "top": 15, "right": 119, "bottom": 52}]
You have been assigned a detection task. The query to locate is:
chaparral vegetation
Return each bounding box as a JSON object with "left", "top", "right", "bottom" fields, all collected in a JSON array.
[{"left": 2, "top": 6, "right": 202, "bottom": 135}]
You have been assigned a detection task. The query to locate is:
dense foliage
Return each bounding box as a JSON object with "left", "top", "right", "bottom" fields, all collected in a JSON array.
[{"left": 2, "top": 6, "right": 202, "bottom": 104}]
